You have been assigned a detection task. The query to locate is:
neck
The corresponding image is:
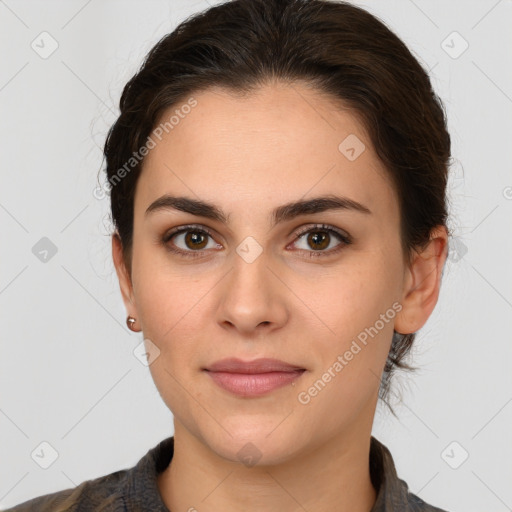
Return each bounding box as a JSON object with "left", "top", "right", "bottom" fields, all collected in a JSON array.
[{"left": 157, "top": 421, "right": 378, "bottom": 512}]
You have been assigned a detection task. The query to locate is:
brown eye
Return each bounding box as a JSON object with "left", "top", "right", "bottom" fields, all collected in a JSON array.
[
  {"left": 162, "top": 225, "right": 220, "bottom": 259},
  {"left": 183, "top": 231, "right": 209, "bottom": 250},
  {"left": 291, "top": 224, "right": 352, "bottom": 258},
  {"left": 306, "top": 231, "right": 331, "bottom": 251}
]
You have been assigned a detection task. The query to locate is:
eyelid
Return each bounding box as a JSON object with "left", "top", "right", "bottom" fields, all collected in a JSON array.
[
  {"left": 163, "top": 223, "right": 216, "bottom": 238},
  {"left": 162, "top": 223, "right": 221, "bottom": 248},
  {"left": 163, "top": 223, "right": 351, "bottom": 242},
  {"left": 162, "top": 222, "right": 352, "bottom": 258},
  {"left": 292, "top": 223, "right": 352, "bottom": 244}
]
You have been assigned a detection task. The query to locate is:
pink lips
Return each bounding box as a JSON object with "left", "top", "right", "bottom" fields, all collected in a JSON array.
[{"left": 203, "top": 357, "right": 306, "bottom": 397}]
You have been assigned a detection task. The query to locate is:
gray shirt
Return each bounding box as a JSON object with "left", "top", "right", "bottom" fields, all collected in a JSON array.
[{"left": 3, "top": 436, "right": 450, "bottom": 511}]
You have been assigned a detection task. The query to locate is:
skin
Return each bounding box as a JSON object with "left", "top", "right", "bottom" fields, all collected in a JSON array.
[{"left": 112, "top": 81, "right": 448, "bottom": 512}]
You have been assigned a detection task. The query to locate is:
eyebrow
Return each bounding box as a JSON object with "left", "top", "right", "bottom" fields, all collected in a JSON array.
[{"left": 145, "top": 194, "right": 371, "bottom": 227}]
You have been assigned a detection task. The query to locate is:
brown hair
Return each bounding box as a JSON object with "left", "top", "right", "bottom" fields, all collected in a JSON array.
[{"left": 102, "top": 0, "right": 451, "bottom": 413}]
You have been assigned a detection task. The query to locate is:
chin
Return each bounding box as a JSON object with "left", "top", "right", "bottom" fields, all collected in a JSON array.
[{"left": 200, "top": 421, "right": 305, "bottom": 467}]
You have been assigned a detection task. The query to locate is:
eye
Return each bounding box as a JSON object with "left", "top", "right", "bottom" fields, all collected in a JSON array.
[
  {"left": 161, "top": 223, "right": 352, "bottom": 260},
  {"left": 162, "top": 224, "right": 221, "bottom": 259},
  {"left": 290, "top": 224, "right": 352, "bottom": 258}
]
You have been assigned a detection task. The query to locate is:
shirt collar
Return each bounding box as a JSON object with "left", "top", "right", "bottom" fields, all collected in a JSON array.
[{"left": 369, "top": 436, "right": 413, "bottom": 511}]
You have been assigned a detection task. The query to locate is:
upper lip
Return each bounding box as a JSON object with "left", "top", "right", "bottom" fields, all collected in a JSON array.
[{"left": 204, "top": 357, "right": 306, "bottom": 374}]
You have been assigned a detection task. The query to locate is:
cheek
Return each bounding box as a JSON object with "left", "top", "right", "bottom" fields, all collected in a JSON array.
[
  {"left": 131, "top": 260, "right": 222, "bottom": 400},
  {"left": 134, "top": 272, "right": 210, "bottom": 415},
  {"left": 293, "top": 249, "right": 400, "bottom": 391},
  {"left": 131, "top": 239, "right": 210, "bottom": 334},
  {"left": 296, "top": 249, "right": 401, "bottom": 336}
]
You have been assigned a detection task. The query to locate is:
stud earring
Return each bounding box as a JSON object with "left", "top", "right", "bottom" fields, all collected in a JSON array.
[{"left": 126, "top": 315, "right": 140, "bottom": 332}]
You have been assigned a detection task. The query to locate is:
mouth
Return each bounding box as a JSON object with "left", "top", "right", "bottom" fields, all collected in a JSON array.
[
  {"left": 203, "top": 357, "right": 306, "bottom": 397},
  {"left": 203, "top": 357, "right": 306, "bottom": 374}
]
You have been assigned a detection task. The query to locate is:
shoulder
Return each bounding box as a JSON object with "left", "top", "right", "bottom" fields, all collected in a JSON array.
[
  {"left": 376, "top": 474, "right": 452, "bottom": 512},
  {"left": 404, "top": 487, "right": 452, "bottom": 512},
  {"left": 406, "top": 490, "right": 452, "bottom": 512},
  {"left": 1, "top": 468, "right": 129, "bottom": 512},
  {"left": 370, "top": 436, "right": 452, "bottom": 512},
  {"left": 2, "top": 436, "right": 174, "bottom": 512}
]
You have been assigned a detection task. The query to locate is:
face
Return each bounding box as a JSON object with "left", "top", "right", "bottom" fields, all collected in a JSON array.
[{"left": 113, "top": 81, "right": 442, "bottom": 464}]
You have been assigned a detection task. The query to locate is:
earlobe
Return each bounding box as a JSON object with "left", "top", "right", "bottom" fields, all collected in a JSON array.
[
  {"left": 394, "top": 226, "right": 448, "bottom": 335},
  {"left": 112, "top": 233, "right": 136, "bottom": 312}
]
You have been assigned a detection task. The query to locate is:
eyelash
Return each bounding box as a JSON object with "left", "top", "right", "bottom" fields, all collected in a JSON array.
[{"left": 161, "top": 223, "right": 352, "bottom": 259}]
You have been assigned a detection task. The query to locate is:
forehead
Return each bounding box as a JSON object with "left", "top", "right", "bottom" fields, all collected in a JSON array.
[{"left": 135, "top": 82, "right": 397, "bottom": 223}]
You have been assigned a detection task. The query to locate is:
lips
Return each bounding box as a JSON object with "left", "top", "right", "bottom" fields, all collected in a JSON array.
[
  {"left": 203, "top": 358, "right": 306, "bottom": 397},
  {"left": 204, "top": 357, "right": 306, "bottom": 374}
]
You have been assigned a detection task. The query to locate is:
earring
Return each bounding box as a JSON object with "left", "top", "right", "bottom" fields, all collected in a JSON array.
[{"left": 126, "top": 315, "right": 140, "bottom": 332}]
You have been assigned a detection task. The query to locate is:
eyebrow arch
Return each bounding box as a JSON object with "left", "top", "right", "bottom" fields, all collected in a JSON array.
[{"left": 145, "top": 194, "right": 371, "bottom": 227}]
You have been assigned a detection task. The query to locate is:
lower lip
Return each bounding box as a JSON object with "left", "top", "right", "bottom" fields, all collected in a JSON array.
[{"left": 204, "top": 370, "right": 305, "bottom": 397}]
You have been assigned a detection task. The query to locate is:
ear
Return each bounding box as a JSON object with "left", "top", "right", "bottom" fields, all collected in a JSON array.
[
  {"left": 112, "top": 233, "right": 136, "bottom": 316},
  {"left": 394, "top": 225, "right": 448, "bottom": 335}
]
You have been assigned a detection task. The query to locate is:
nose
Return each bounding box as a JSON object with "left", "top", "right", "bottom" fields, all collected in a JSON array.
[{"left": 216, "top": 250, "right": 289, "bottom": 336}]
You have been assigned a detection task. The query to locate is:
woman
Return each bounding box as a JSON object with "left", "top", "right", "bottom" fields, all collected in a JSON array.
[{"left": 5, "top": 0, "right": 452, "bottom": 510}]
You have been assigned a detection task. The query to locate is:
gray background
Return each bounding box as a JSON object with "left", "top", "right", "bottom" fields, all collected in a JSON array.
[{"left": 1, "top": 1, "right": 511, "bottom": 510}]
